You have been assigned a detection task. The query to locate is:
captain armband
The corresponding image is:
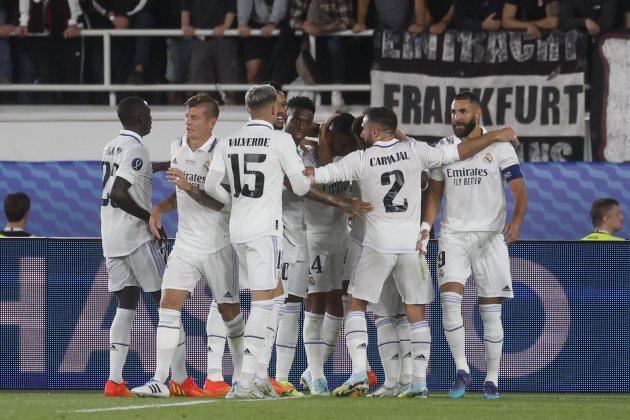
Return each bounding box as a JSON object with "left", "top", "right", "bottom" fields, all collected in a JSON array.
[{"left": 501, "top": 164, "right": 523, "bottom": 183}]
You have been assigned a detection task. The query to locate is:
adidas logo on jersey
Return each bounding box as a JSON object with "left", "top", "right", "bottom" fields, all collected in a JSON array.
[
  {"left": 356, "top": 343, "right": 367, "bottom": 350},
  {"left": 207, "top": 346, "right": 213, "bottom": 353},
  {"left": 223, "top": 291, "right": 233, "bottom": 298},
  {"left": 503, "top": 285, "right": 511, "bottom": 292},
  {"left": 110, "top": 345, "right": 118, "bottom": 351},
  {"left": 391, "top": 353, "right": 400, "bottom": 361},
  {"left": 244, "top": 348, "right": 252, "bottom": 356},
  {"left": 414, "top": 354, "right": 427, "bottom": 361},
  {"left": 403, "top": 351, "right": 412, "bottom": 359}
]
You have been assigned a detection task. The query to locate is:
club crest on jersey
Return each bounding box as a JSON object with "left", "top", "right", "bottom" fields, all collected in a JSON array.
[
  {"left": 483, "top": 153, "right": 493, "bottom": 164},
  {"left": 131, "top": 158, "right": 143, "bottom": 171},
  {"left": 439, "top": 268, "right": 444, "bottom": 278},
  {"left": 308, "top": 276, "right": 316, "bottom": 286},
  {"left": 203, "top": 160, "right": 211, "bottom": 172}
]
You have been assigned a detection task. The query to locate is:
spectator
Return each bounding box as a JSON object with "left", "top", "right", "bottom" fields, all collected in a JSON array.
[
  {"left": 290, "top": 0, "right": 354, "bottom": 111},
  {"left": 159, "top": 0, "right": 191, "bottom": 105},
  {"left": 1, "top": 192, "right": 34, "bottom": 237},
  {"left": 453, "top": 0, "right": 503, "bottom": 31},
  {"left": 353, "top": 0, "right": 429, "bottom": 33},
  {"left": 90, "top": 0, "right": 155, "bottom": 84},
  {"left": 238, "top": 0, "right": 290, "bottom": 84},
  {"left": 0, "top": 0, "right": 17, "bottom": 84},
  {"left": 624, "top": 0, "right": 630, "bottom": 27},
  {"left": 502, "top": 0, "right": 560, "bottom": 38},
  {"left": 182, "top": 0, "right": 239, "bottom": 105},
  {"left": 580, "top": 198, "right": 625, "bottom": 240},
  {"left": 560, "top": 0, "right": 618, "bottom": 34},
  {"left": 427, "top": 0, "right": 455, "bottom": 35}
]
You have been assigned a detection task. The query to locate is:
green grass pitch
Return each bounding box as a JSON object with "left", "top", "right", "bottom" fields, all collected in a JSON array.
[{"left": 1, "top": 391, "right": 630, "bottom": 420}]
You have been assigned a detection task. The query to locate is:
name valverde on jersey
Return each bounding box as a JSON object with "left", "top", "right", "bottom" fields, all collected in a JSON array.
[
  {"left": 430, "top": 129, "right": 521, "bottom": 233},
  {"left": 207, "top": 120, "right": 306, "bottom": 244},
  {"left": 315, "top": 138, "right": 459, "bottom": 254},
  {"left": 100, "top": 130, "right": 153, "bottom": 258},
  {"left": 170, "top": 135, "right": 230, "bottom": 254}
]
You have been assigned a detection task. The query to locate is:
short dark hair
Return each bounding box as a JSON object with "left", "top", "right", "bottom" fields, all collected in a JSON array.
[
  {"left": 117, "top": 96, "right": 149, "bottom": 126},
  {"left": 185, "top": 93, "right": 220, "bottom": 118},
  {"left": 262, "top": 81, "right": 284, "bottom": 95},
  {"left": 4, "top": 192, "right": 31, "bottom": 222},
  {"left": 453, "top": 91, "right": 481, "bottom": 108},
  {"left": 364, "top": 107, "right": 397, "bottom": 135},
  {"left": 287, "top": 96, "right": 316, "bottom": 114},
  {"left": 590, "top": 198, "right": 620, "bottom": 226},
  {"left": 329, "top": 113, "right": 355, "bottom": 136},
  {"left": 245, "top": 84, "right": 278, "bottom": 111}
]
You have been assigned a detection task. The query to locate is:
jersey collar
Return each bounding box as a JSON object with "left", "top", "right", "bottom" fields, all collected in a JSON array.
[
  {"left": 119, "top": 129, "right": 144, "bottom": 144},
  {"left": 373, "top": 138, "right": 399, "bottom": 148},
  {"left": 246, "top": 119, "right": 274, "bottom": 130},
  {"left": 182, "top": 134, "right": 217, "bottom": 153}
]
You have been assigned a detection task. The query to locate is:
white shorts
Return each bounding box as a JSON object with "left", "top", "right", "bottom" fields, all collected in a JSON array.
[
  {"left": 437, "top": 232, "right": 513, "bottom": 298},
  {"left": 369, "top": 275, "right": 405, "bottom": 317},
  {"left": 349, "top": 246, "right": 434, "bottom": 305},
  {"left": 234, "top": 236, "right": 282, "bottom": 292},
  {"left": 307, "top": 235, "right": 348, "bottom": 294},
  {"left": 342, "top": 237, "right": 362, "bottom": 283},
  {"left": 161, "top": 245, "right": 239, "bottom": 304},
  {"left": 106, "top": 240, "right": 164, "bottom": 293},
  {"left": 280, "top": 240, "right": 309, "bottom": 299}
]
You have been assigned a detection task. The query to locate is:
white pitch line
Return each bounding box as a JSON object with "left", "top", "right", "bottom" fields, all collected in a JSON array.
[{"left": 66, "top": 399, "right": 218, "bottom": 413}]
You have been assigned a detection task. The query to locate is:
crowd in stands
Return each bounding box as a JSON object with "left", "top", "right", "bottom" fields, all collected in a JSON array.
[{"left": 0, "top": 0, "right": 628, "bottom": 105}]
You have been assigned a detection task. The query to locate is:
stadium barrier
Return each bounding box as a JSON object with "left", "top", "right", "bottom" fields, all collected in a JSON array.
[{"left": 1, "top": 238, "right": 628, "bottom": 392}]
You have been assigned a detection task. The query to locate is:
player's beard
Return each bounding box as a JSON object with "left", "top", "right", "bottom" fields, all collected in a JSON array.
[{"left": 452, "top": 119, "right": 476, "bottom": 138}]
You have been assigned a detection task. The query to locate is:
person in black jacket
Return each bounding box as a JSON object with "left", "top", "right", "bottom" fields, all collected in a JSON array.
[
  {"left": 453, "top": 0, "right": 504, "bottom": 31},
  {"left": 560, "top": 0, "right": 618, "bottom": 34}
]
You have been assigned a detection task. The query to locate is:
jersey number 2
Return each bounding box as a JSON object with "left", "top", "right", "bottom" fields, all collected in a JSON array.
[
  {"left": 381, "top": 170, "right": 408, "bottom": 213},
  {"left": 101, "top": 161, "right": 119, "bottom": 207},
  {"left": 229, "top": 153, "right": 266, "bottom": 198}
]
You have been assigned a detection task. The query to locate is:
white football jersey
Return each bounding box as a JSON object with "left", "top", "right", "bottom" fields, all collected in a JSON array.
[
  {"left": 348, "top": 180, "right": 365, "bottom": 242},
  {"left": 282, "top": 145, "right": 316, "bottom": 247},
  {"left": 305, "top": 156, "right": 351, "bottom": 240},
  {"left": 315, "top": 138, "right": 459, "bottom": 254},
  {"left": 430, "top": 131, "right": 519, "bottom": 233},
  {"left": 170, "top": 135, "right": 230, "bottom": 254},
  {"left": 209, "top": 120, "right": 306, "bottom": 244},
  {"left": 100, "top": 130, "right": 153, "bottom": 257}
]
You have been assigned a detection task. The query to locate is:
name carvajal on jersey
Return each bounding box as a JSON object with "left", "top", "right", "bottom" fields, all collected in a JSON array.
[
  {"left": 446, "top": 167, "right": 489, "bottom": 186},
  {"left": 229, "top": 137, "right": 270, "bottom": 147},
  {"left": 369, "top": 151, "right": 409, "bottom": 166}
]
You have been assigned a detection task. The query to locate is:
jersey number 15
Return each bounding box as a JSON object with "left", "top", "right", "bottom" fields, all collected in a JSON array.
[{"left": 229, "top": 153, "right": 266, "bottom": 198}]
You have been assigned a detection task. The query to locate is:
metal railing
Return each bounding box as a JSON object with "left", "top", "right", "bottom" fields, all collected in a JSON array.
[{"left": 0, "top": 28, "right": 374, "bottom": 105}]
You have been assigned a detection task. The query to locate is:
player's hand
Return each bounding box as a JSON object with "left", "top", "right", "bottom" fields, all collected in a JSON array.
[
  {"left": 156, "top": 226, "right": 168, "bottom": 264},
  {"left": 166, "top": 167, "right": 192, "bottom": 191},
  {"left": 303, "top": 167, "right": 315, "bottom": 183},
  {"left": 149, "top": 208, "right": 163, "bottom": 239},
  {"left": 495, "top": 127, "right": 519, "bottom": 145},
  {"left": 417, "top": 227, "right": 430, "bottom": 255},
  {"left": 503, "top": 219, "right": 521, "bottom": 244},
  {"left": 337, "top": 196, "right": 374, "bottom": 216},
  {"left": 299, "top": 139, "right": 318, "bottom": 153}
]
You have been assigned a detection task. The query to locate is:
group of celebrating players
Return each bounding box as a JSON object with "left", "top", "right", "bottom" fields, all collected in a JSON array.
[{"left": 100, "top": 83, "right": 527, "bottom": 400}]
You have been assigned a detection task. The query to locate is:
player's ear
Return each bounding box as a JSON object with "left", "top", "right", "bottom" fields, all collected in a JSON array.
[{"left": 270, "top": 102, "right": 277, "bottom": 117}]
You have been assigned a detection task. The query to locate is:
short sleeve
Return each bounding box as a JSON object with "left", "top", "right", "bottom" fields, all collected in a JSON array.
[
  {"left": 209, "top": 140, "right": 228, "bottom": 176},
  {"left": 278, "top": 134, "right": 305, "bottom": 177},
  {"left": 498, "top": 143, "right": 519, "bottom": 171},
  {"left": 116, "top": 145, "right": 149, "bottom": 185}
]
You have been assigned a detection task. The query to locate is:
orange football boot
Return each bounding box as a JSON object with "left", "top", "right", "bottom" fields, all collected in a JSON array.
[
  {"left": 169, "top": 378, "right": 213, "bottom": 397},
  {"left": 104, "top": 379, "right": 133, "bottom": 397},
  {"left": 203, "top": 378, "right": 231, "bottom": 397}
]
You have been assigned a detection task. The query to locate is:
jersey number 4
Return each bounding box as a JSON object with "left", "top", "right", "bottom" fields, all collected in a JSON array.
[
  {"left": 229, "top": 153, "right": 266, "bottom": 198},
  {"left": 101, "top": 161, "right": 120, "bottom": 207},
  {"left": 381, "top": 170, "right": 408, "bottom": 213}
]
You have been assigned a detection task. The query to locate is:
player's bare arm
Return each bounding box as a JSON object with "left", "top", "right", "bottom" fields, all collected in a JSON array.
[
  {"left": 151, "top": 161, "right": 170, "bottom": 173},
  {"left": 457, "top": 128, "right": 519, "bottom": 160},
  {"left": 110, "top": 177, "right": 151, "bottom": 222},
  {"left": 503, "top": 178, "right": 528, "bottom": 244},
  {"left": 149, "top": 191, "right": 176, "bottom": 239},
  {"left": 284, "top": 175, "right": 371, "bottom": 215},
  {"left": 166, "top": 167, "right": 224, "bottom": 211},
  {"left": 419, "top": 178, "right": 444, "bottom": 255}
]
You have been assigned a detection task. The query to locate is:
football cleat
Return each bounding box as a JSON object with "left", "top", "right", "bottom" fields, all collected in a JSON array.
[
  {"left": 131, "top": 379, "right": 170, "bottom": 398},
  {"left": 483, "top": 381, "right": 500, "bottom": 400},
  {"left": 203, "top": 378, "right": 231, "bottom": 397},
  {"left": 169, "top": 377, "right": 213, "bottom": 397},
  {"left": 310, "top": 378, "right": 330, "bottom": 396},
  {"left": 448, "top": 370, "right": 472, "bottom": 399},
  {"left": 333, "top": 371, "right": 369, "bottom": 397},
  {"left": 397, "top": 383, "right": 429, "bottom": 398},
  {"left": 254, "top": 376, "right": 279, "bottom": 399},
  {"left": 300, "top": 370, "right": 313, "bottom": 391},
  {"left": 277, "top": 380, "right": 304, "bottom": 397},
  {"left": 367, "top": 384, "right": 399, "bottom": 397},
  {"left": 367, "top": 370, "right": 378, "bottom": 388},
  {"left": 104, "top": 379, "right": 133, "bottom": 397},
  {"left": 229, "top": 383, "right": 265, "bottom": 399}
]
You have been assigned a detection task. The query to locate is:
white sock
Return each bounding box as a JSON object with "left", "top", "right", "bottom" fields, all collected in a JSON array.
[
  {"left": 275, "top": 302, "right": 301, "bottom": 382},
  {"left": 206, "top": 301, "right": 227, "bottom": 382},
  {"left": 255, "top": 296, "right": 284, "bottom": 380},
  {"left": 240, "top": 299, "right": 273, "bottom": 388},
  {"left": 480, "top": 304, "right": 503, "bottom": 385},
  {"left": 170, "top": 321, "right": 188, "bottom": 384},
  {"left": 375, "top": 317, "right": 400, "bottom": 388},
  {"left": 154, "top": 308, "right": 181, "bottom": 383},
  {"left": 225, "top": 313, "right": 244, "bottom": 384},
  {"left": 345, "top": 311, "right": 367, "bottom": 374},
  {"left": 441, "top": 292, "right": 469, "bottom": 373},
  {"left": 410, "top": 320, "right": 431, "bottom": 388},
  {"left": 396, "top": 316, "right": 413, "bottom": 386},
  {"left": 108, "top": 308, "right": 135, "bottom": 383},
  {"left": 303, "top": 312, "right": 325, "bottom": 380},
  {"left": 321, "top": 312, "right": 343, "bottom": 363}
]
